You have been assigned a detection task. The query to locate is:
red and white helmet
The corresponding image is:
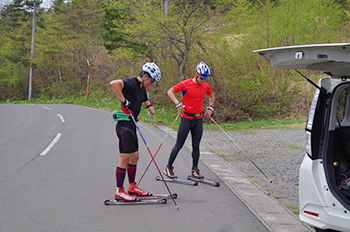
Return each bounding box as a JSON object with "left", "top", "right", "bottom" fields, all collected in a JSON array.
[{"left": 142, "top": 62, "right": 161, "bottom": 82}]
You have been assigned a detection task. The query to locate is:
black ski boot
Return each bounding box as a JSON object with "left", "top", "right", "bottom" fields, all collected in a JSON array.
[
  {"left": 163, "top": 166, "right": 177, "bottom": 179},
  {"left": 191, "top": 167, "right": 204, "bottom": 179}
]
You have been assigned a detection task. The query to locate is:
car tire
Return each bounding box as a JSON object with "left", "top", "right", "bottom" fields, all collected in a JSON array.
[{"left": 315, "top": 228, "right": 339, "bottom": 232}]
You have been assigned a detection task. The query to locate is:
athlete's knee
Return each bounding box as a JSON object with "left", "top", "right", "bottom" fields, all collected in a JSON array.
[
  {"left": 118, "top": 153, "right": 132, "bottom": 168},
  {"left": 192, "top": 143, "right": 200, "bottom": 150},
  {"left": 129, "top": 151, "right": 139, "bottom": 164}
]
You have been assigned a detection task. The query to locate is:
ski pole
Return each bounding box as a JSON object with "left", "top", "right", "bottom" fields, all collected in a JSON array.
[
  {"left": 210, "top": 117, "right": 272, "bottom": 183},
  {"left": 138, "top": 114, "right": 179, "bottom": 185},
  {"left": 127, "top": 109, "right": 180, "bottom": 210}
]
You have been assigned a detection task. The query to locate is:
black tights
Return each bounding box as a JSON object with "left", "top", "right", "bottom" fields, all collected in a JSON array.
[{"left": 167, "top": 117, "right": 203, "bottom": 169}]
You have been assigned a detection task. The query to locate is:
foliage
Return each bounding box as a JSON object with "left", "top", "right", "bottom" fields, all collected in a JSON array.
[
  {"left": 0, "top": 0, "right": 44, "bottom": 100},
  {"left": 0, "top": 0, "right": 349, "bottom": 123},
  {"left": 101, "top": 0, "right": 249, "bottom": 79},
  {"left": 253, "top": 0, "right": 348, "bottom": 48},
  {"left": 31, "top": 0, "right": 107, "bottom": 98},
  {"left": 203, "top": 0, "right": 349, "bottom": 121},
  {"left": 101, "top": 1, "right": 149, "bottom": 61}
]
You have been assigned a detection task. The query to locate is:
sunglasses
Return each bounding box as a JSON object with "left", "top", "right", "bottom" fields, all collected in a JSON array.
[
  {"left": 197, "top": 74, "right": 207, "bottom": 80},
  {"left": 145, "top": 77, "right": 155, "bottom": 84}
]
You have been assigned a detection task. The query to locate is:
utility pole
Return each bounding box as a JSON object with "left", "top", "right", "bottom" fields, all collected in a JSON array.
[{"left": 28, "top": 0, "right": 37, "bottom": 101}]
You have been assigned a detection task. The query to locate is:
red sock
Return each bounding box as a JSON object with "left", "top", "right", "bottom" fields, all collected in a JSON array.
[
  {"left": 116, "top": 166, "right": 126, "bottom": 188},
  {"left": 127, "top": 164, "right": 137, "bottom": 184}
]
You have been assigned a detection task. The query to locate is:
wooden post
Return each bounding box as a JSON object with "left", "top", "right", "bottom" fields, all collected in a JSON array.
[{"left": 85, "top": 59, "right": 93, "bottom": 99}]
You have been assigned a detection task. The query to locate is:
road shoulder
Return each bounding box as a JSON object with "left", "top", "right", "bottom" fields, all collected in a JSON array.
[{"left": 156, "top": 123, "right": 313, "bottom": 232}]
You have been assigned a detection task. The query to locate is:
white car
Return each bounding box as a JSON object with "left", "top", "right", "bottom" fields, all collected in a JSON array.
[{"left": 254, "top": 43, "right": 350, "bottom": 232}]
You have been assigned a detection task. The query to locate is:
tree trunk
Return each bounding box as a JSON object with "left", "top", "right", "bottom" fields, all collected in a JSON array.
[{"left": 179, "top": 44, "right": 190, "bottom": 80}]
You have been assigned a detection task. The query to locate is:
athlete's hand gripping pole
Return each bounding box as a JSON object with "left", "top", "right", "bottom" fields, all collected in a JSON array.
[
  {"left": 127, "top": 109, "right": 180, "bottom": 210},
  {"left": 138, "top": 114, "right": 180, "bottom": 185},
  {"left": 210, "top": 117, "right": 272, "bottom": 183}
]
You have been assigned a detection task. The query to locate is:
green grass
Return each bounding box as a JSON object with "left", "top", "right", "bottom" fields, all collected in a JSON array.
[
  {"left": 284, "top": 204, "right": 299, "bottom": 215},
  {"left": 287, "top": 144, "right": 303, "bottom": 149},
  {"left": 2, "top": 95, "right": 306, "bottom": 131}
]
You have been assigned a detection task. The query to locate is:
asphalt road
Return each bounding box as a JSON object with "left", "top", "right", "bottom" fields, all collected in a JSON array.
[{"left": 0, "top": 104, "right": 268, "bottom": 232}]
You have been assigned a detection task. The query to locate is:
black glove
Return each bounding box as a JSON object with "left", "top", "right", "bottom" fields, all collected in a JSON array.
[{"left": 122, "top": 99, "right": 131, "bottom": 109}]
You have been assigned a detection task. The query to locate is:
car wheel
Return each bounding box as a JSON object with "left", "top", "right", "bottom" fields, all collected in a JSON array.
[{"left": 315, "top": 227, "right": 339, "bottom": 232}]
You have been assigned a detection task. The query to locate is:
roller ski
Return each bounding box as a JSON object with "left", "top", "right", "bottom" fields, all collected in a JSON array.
[
  {"left": 156, "top": 176, "right": 198, "bottom": 186},
  {"left": 131, "top": 193, "right": 178, "bottom": 200},
  {"left": 104, "top": 198, "right": 167, "bottom": 205},
  {"left": 187, "top": 176, "right": 220, "bottom": 187},
  {"left": 104, "top": 186, "right": 167, "bottom": 205},
  {"left": 188, "top": 167, "right": 220, "bottom": 187}
]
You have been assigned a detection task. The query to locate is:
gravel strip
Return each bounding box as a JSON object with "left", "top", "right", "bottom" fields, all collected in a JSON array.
[{"left": 201, "top": 125, "right": 305, "bottom": 214}]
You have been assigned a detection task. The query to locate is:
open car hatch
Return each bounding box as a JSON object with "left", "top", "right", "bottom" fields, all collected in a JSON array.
[{"left": 254, "top": 43, "right": 350, "bottom": 78}]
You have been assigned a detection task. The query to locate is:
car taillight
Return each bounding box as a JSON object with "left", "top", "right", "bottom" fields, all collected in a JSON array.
[
  {"left": 304, "top": 210, "right": 319, "bottom": 217},
  {"left": 305, "top": 131, "right": 312, "bottom": 158}
]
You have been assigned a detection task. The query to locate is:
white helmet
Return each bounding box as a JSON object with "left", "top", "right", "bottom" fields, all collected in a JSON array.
[
  {"left": 195, "top": 61, "right": 210, "bottom": 77},
  {"left": 142, "top": 62, "right": 161, "bottom": 82}
]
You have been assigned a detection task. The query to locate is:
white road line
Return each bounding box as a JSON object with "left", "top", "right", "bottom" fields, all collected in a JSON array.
[
  {"left": 40, "top": 133, "right": 62, "bottom": 156},
  {"left": 42, "top": 106, "right": 52, "bottom": 110},
  {"left": 57, "top": 114, "right": 65, "bottom": 122}
]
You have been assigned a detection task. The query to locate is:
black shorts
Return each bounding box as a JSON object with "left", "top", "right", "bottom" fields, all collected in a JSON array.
[{"left": 116, "top": 120, "right": 138, "bottom": 153}]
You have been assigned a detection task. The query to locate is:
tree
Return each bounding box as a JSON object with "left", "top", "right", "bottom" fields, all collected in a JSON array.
[
  {"left": 101, "top": 1, "right": 149, "bottom": 61},
  {"left": 101, "top": 0, "right": 248, "bottom": 79},
  {"left": 0, "top": 0, "right": 44, "bottom": 100},
  {"left": 32, "top": 0, "right": 106, "bottom": 97},
  {"left": 253, "top": 0, "right": 347, "bottom": 48}
]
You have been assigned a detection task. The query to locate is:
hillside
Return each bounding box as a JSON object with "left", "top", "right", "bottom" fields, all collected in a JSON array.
[{"left": 1, "top": 0, "right": 349, "bottom": 122}]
